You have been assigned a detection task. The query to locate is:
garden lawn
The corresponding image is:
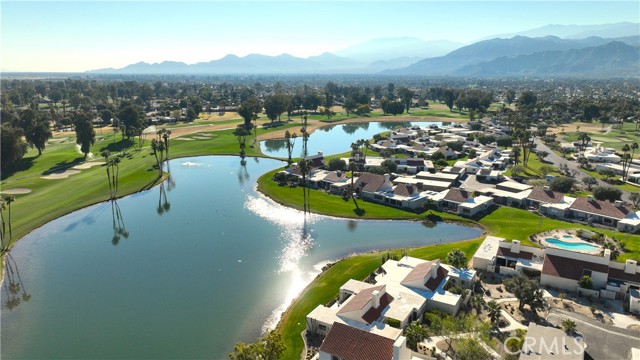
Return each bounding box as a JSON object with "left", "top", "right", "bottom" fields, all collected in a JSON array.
[
  {"left": 257, "top": 169, "right": 467, "bottom": 222},
  {"left": 479, "top": 207, "right": 640, "bottom": 261},
  {"left": 276, "top": 238, "right": 483, "bottom": 359}
]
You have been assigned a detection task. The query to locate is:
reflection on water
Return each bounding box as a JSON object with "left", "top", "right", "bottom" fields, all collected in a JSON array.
[
  {"left": 156, "top": 184, "right": 171, "bottom": 216},
  {"left": 342, "top": 122, "right": 369, "bottom": 134},
  {"left": 260, "top": 121, "right": 441, "bottom": 158},
  {"left": 1, "top": 156, "right": 482, "bottom": 360},
  {"left": 111, "top": 200, "right": 129, "bottom": 245},
  {"left": 2, "top": 253, "right": 31, "bottom": 311}
]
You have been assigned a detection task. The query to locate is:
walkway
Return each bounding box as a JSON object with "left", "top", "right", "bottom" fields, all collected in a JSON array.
[{"left": 533, "top": 138, "right": 633, "bottom": 202}]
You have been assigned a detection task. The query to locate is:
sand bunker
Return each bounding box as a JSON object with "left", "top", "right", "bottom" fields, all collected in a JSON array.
[
  {"left": 191, "top": 136, "right": 212, "bottom": 140},
  {"left": 41, "top": 170, "right": 81, "bottom": 179},
  {"left": 1, "top": 188, "right": 32, "bottom": 195},
  {"left": 174, "top": 137, "right": 195, "bottom": 141},
  {"left": 73, "top": 161, "right": 104, "bottom": 170}
]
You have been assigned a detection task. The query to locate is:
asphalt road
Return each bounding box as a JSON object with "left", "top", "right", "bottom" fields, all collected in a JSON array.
[
  {"left": 547, "top": 309, "right": 639, "bottom": 360},
  {"left": 532, "top": 138, "right": 634, "bottom": 202}
]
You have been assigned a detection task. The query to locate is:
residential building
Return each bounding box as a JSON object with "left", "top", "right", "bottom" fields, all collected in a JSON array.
[
  {"left": 441, "top": 188, "right": 494, "bottom": 217},
  {"left": 318, "top": 322, "right": 413, "bottom": 360},
  {"left": 568, "top": 196, "right": 640, "bottom": 233},
  {"left": 306, "top": 256, "right": 476, "bottom": 342},
  {"left": 472, "top": 236, "right": 640, "bottom": 303}
]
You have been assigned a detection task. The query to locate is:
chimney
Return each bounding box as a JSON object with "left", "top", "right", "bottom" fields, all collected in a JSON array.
[
  {"left": 430, "top": 262, "right": 438, "bottom": 279},
  {"left": 384, "top": 174, "right": 390, "bottom": 183},
  {"left": 603, "top": 249, "right": 611, "bottom": 261},
  {"left": 318, "top": 151, "right": 323, "bottom": 157},
  {"left": 511, "top": 240, "right": 521, "bottom": 254},
  {"left": 625, "top": 260, "right": 637, "bottom": 274},
  {"left": 587, "top": 195, "right": 594, "bottom": 202},
  {"left": 372, "top": 290, "right": 381, "bottom": 308},
  {"left": 614, "top": 200, "right": 623, "bottom": 208},
  {"left": 355, "top": 153, "right": 360, "bottom": 161}
]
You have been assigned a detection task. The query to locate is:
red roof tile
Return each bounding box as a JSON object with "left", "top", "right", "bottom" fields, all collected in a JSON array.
[
  {"left": 443, "top": 188, "right": 470, "bottom": 204},
  {"left": 362, "top": 293, "right": 394, "bottom": 324},
  {"left": 319, "top": 322, "right": 395, "bottom": 360},
  {"left": 497, "top": 246, "right": 534, "bottom": 260},
  {"left": 527, "top": 188, "right": 565, "bottom": 204},
  {"left": 338, "top": 285, "right": 385, "bottom": 314},
  {"left": 608, "top": 267, "right": 640, "bottom": 284},
  {"left": 542, "top": 254, "right": 609, "bottom": 281},
  {"left": 355, "top": 173, "right": 386, "bottom": 193},
  {"left": 402, "top": 261, "right": 435, "bottom": 283},
  {"left": 425, "top": 266, "right": 449, "bottom": 291},
  {"left": 393, "top": 184, "right": 415, "bottom": 197},
  {"left": 569, "top": 197, "right": 630, "bottom": 220}
]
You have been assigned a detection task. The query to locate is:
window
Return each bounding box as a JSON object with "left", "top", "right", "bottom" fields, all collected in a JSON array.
[
  {"left": 583, "top": 269, "right": 592, "bottom": 277},
  {"left": 462, "top": 208, "right": 471, "bottom": 214},
  {"left": 319, "top": 324, "right": 327, "bottom": 331}
]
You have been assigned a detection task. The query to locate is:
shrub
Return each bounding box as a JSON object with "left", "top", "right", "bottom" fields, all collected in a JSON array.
[
  {"left": 549, "top": 176, "right": 575, "bottom": 193},
  {"left": 386, "top": 318, "right": 401, "bottom": 329}
]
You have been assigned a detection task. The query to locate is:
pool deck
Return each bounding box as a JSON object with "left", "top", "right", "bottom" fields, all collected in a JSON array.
[{"left": 534, "top": 229, "right": 601, "bottom": 255}]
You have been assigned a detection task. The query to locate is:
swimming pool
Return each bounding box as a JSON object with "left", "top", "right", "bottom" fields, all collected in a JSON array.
[{"left": 545, "top": 238, "right": 600, "bottom": 251}]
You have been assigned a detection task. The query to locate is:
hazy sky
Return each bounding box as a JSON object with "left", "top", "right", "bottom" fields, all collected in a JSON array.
[{"left": 1, "top": 1, "right": 638, "bottom": 72}]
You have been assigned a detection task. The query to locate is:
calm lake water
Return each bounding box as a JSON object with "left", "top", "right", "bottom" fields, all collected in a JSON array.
[
  {"left": 260, "top": 121, "right": 443, "bottom": 158},
  {"left": 1, "top": 156, "right": 481, "bottom": 360}
]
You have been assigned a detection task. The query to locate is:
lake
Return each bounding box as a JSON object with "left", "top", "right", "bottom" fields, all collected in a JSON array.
[
  {"left": 260, "top": 121, "right": 443, "bottom": 158},
  {"left": 1, "top": 156, "right": 482, "bottom": 359}
]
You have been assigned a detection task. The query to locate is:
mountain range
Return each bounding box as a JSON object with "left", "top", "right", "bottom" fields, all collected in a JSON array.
[{"left": 87, "top": 22, "right": 640, "bottom": 77}]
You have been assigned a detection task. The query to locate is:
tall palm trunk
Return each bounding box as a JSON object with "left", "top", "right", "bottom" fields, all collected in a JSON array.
[{"left": 106, "top": 166, "right": 113, "bottom": 199}]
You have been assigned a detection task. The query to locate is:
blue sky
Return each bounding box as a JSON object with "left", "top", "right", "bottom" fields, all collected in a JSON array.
[{"left": 1, "top": 1, "right": 638, "bottom": 72}]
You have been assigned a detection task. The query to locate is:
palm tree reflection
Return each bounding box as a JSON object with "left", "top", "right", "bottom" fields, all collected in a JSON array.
[
  {"left": 3, "top": 252, "right": 31, "bottom": 310},
  {"left": 111, "top": 200, "right": 129, "bottom": 246},
  {"left": 156, "top": 183, "right": 171, "bottom": 216}
]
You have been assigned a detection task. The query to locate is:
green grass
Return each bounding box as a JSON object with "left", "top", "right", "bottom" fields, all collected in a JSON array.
[
  {"left": 257, "top": 169, "right": 466, "bottom": 222},
  {"left": 479, "top": 207, "right": 640, "bottom": 261},
  {"left": 561, "top": 123, "right": 640, "bottom": 157},
  {"left": 581, "top": 168, "right": 640, "bottom": 193},
  {"left": 1, "top": 137, "right": 165, "bottom": 245},
  {"left": 276, "top": 238, "right": 483, "bottom": 359},
  {"left": 402, "top": 107, "right": 468, "bottom": 119}
]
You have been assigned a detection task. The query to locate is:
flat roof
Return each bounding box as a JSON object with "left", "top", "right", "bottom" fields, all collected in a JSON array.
[
  {"left": 416, "top": 172, "right": 459, "bottom": 181},
  {"left": 392, "top": 177, "right": 453, "bottom": 188},
  {"left": 473, "top": 236, "right": 504, "bottom": 261},
  {"left": 497, "top": 181, "right": 532, "bottom": 191},
  {"left": 479, "top": 187, "right": 532, "bottom": 200}
]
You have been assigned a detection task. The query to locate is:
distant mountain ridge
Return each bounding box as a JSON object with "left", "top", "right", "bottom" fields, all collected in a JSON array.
[
  {"left": 456, "top": 41, "right": 640, "bottom": 77},
  {"left": 89, "top": 53, "right": 364, "bottom": 74},
  {"left": 386, "top": 35, "right": 640, "bottom": 76},
  {"left": 87, "top": 24, "right": 640, "bottom": 78},
  {"left": 333, "top": 37, "right": 463, "bottom": 63},
  {"left": 479, "top": 22, "right": 640, "bottom": 41}
]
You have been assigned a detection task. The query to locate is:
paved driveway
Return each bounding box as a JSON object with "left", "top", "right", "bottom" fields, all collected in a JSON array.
[
  {"left": 533, "top": 138, "right": 633, "bottom": 202},
  {"left": 547, "top": 309, "right": 640, "bottom": 360}
]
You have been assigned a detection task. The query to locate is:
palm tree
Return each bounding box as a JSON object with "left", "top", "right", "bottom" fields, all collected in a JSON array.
[
  {"left": 298, "top": 159, "right": 313, "bottom": 214},
  {"left": 446, "top": 249, "right": 467, "bottom": 268},
  {"left": 102, "top": 150, "right": 113, "bottom": 197},
  {"left": 469, "top": 294, "right": 485, "bottom": 313},
  {"left": 621, "top": 144, "right": 631, "bottom": 180},
  {"left": 0, "top": 198, "right": 6, "bottom": 250},
  {"left": 486, "top": 300, "right": 502, "bottom": 326},
  {"left": 284, "top": 130, "right": 297, "bottom": 166},
  {"left": 404, "top": 321, "right": 428, "bottom": 351},
  {"left": 561, "top": 319, "right": 577, "bottom": 334},
  {"left": 162, "top": 128, "right": 172, "bottom": 159},
  {"left": 5, "top": 195, "right": 15, "bottom": 237},
  {"left": 624, "top": 142, "right": 639, "bottom": 180}
]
